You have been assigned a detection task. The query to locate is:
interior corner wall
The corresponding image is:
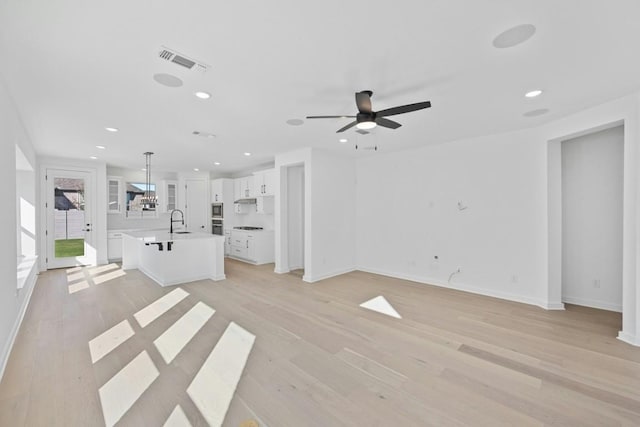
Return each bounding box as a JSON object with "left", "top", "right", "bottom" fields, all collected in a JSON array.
[
  {"left": 0, "top": 77, "right": 38, "bottom": 379},
  {"left": 356, "top": 128, "right": 549, "bottom": 307},
  {"left": 275, "top": 148, "right": 356, "bottom": 281}
]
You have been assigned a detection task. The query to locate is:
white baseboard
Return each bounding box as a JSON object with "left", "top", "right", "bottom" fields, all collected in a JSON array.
[
  {"left": 274, "top": 267, "right": 290, "bottom": 274},
  {"left": 617, "top": 331, "right": 639, "bottom": 347},
  {"left": 356, "top": 265, "right": 553, "bottom": 310},
  {"left": 303, "top": 266, "right": 356, "bottom": 283},
  {"left": 562, "top": 296, "right": 622, "bottom": 312},
  {"left": 542, "top": 302, "right": 566, "bottom": 310},
  {"left": 0, "top": 265, "right": 38, "bottom": 382}
]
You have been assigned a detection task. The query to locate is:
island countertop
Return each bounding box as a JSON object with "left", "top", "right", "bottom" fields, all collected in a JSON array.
[{"left": 122, "top": 230, "right": 225, "bottom": 242}]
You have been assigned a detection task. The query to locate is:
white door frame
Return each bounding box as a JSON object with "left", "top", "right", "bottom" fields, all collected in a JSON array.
[{"left": 41, "top": 166, "right": 98, "bottom": 269}]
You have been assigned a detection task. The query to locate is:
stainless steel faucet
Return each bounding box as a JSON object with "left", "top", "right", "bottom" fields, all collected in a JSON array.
[{"left": 170, "top": 209, "right": 184, "bottom": 234}]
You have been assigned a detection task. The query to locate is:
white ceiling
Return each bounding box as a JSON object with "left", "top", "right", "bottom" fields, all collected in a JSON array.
[{"left": 1, "top": 1, "right": 640, "bottom": 174}]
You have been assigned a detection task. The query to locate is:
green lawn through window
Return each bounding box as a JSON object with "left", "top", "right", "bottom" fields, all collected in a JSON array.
[{"left": 55, "top": 239, "right": 85, "bottom": 257}]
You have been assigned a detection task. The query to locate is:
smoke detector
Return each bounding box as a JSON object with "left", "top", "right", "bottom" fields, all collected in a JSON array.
[{"left": 158, "top": 46, "right": 210, "bottom": 72}]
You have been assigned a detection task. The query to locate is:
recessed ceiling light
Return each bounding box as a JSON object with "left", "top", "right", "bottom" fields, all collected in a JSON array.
[
  {"left": 286, "top": 118, "right": 304, "bottom": 126},
  {"left": 96, "top": 145, "right": 106, "bottom": 149},
  {"left": 89, "top": 156, "right": 97, "bottom": 160},
  {"left": 339, "top": 138, "right": 348, "bottom": 143},
  {"left": 244, "top": 152, "right": 251, "bottom": 156},
  {"left": 523, "top": 108, "right": 550, "bottom": 117},
  {"left": 193, "top": 168, "right": 200, "bottom": 172},
  {"left": 141, "top": 168, "right": 146, "bottom": 171},
  {"left": 214, "top": 162, "right": 221, "bottom": 166},
  {"left": 105, "top": 127, "right": 119, "bottom": 132},
  {"left": 194, "top": 91, "right": 211, "bottom": 99},
  {"left": 525, "top": 90, "right": 543, "bottom": 98},
  {"left": 492, "top": 24, "right": 536, "bottom": 49}
]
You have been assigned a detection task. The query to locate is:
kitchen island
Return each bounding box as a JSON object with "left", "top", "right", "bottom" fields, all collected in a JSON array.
[{"left": 121, "top": 230, "right": 225, "bottom": 286}]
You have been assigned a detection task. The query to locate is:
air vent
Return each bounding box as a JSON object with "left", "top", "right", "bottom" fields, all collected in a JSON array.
[{"left": 158, "top": 46, "right": 210, "bottom": 72}]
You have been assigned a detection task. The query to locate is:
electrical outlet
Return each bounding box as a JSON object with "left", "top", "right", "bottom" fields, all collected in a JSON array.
[{"left": 594, "top": 279, "right": 601, "bottom": 288}]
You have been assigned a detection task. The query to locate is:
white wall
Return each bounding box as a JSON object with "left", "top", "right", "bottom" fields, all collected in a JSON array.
[
  {"left": 0, "top": 77, "right": 38, "bottom": 379},
  {"left": 309, "top": 149, "right": 356, "bottom": 281},
  {"left": 357, "top": 92, "right": 640, "bottom": 346},
  {"left": 561, "top": 126, "right": 624, "bottom": 311},
  {"left": 356, "top": 128, "right": 549, "bottom": 306}
]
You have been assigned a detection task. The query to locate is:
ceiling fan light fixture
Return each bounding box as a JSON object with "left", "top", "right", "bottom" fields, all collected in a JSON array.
[{"left": 356, "top": 121, "right": 377, "bottom": 130}]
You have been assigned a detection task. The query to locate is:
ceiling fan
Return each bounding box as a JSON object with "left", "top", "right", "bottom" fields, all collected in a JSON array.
[{"left": 306, "top": 90, "right": 431, "bottom": 133}]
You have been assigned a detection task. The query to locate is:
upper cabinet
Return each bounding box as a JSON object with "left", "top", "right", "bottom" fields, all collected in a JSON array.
[
  {"left": 107, "top": 176, "right": 123, "bottom": 214},
  {"left": 211, "top": 179, "right": 223, "bottom": 202},
  {"left": 158, "top": 180, "right": 178, "bottom": 213},
  {"left": 253, "top": 169, "right": 275, "bottom": 196},
  {"left": 234, "top": 175, "right": 255, "bottom": 200},
  {"left": 211, "top": 178, "right": 234, "bottom": 203}
]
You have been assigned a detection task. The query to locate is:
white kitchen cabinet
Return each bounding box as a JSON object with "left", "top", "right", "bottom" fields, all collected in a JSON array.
[
  {"left": 229, "top": 230, "right": 274, "bottom": 264},
  {"left": 234, "top": 175, "right": 255, "bottom": 200},
  {"left": 107, "top": 231, "right": 123, "bottom": 261},
  {"left": 253, "top": 169, "right": 275, "bottom": 196},
  {"left": 107, "top": 176, "right": 123, "bottom": 214},
  {"left": 211, "top": 179, "right": 223, "bottom": 202},
  {"left": 158, "top": 180, "right": 178, "bottom": 213}
]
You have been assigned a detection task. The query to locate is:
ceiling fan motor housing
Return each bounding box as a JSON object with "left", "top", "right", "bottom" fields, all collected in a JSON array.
[{"left": 356, "top": 112, "right": 375, "bottom": 123}]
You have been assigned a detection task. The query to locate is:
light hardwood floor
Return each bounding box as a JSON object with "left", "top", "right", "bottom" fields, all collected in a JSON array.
[{"left": 1, "top": 259, "right": 639, "bottom": 426}]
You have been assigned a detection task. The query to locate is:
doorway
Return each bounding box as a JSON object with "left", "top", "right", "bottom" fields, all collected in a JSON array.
[
  {"left": 561, "top": 126, "right": 624, "bottom": 311},
  {"left": 46, "top": 169, "right": 96, "bottom": 268},
  {"left": 287, "top": 165, "right": 305, "bottom": 273}
]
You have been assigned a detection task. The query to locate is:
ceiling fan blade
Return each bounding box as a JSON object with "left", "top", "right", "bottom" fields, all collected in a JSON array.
[
  {"left": 306, "top": 115, "right": 356, "bottom": 119},
  {"left": 376, "top": 101, "right": 431, "bottom": 117},
  {"left": 375, "top": 117, "right": 402, "bottom": 129},
  {"left": 336, "top": 121, "right": 358, "bottom": 133},
  {"left": 355, "top": 91, "right": 373, "bottom": 113}
]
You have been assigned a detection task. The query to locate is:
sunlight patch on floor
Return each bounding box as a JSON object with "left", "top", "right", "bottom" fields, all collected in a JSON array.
[
  {"left": 134, "top": 288, "right": 189, "bottom": 328},
  {"left": 89, "top": 319, "right": 135, "bottom": 363},
  {"left": 98, "top": 350, "right": 159, "bottom": 427},
  {"left": 163, "top": 405, "right": 192, "bottom": 427},
  {"left": 154, "top": 302, "right": 215, "bottom": 364},
  {"left": 88, "top": 263, "right": 121, "bottom": 276},
  {"left": 68, "top": 280, "right": 90, "bottom": 294},
  {"left": 187, "top": 322, "right": 256, "bottom": 427},
  {"left": 93, "top": 268, "right": 126, "bottom": 285},
  {"left": 359, "top": 295, "right": 402, "bottom": 319}
]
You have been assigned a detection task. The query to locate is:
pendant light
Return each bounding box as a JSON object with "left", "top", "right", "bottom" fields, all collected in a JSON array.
[{"left": 142, "top": 151, "right": 156, "bottom": 210}]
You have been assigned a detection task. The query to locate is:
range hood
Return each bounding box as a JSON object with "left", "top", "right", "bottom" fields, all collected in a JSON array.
[{"left": 234, "top": 198, "right": 257, "bottom": 204}]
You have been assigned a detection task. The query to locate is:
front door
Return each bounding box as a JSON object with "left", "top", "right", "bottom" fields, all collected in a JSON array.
[{"left": 46, "top": 169, "right": 95, "bottom": 268}]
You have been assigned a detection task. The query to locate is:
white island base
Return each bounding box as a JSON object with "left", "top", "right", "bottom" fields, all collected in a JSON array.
[{"left": 122, "top": 231, "right": 226, "bottom": 286}]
